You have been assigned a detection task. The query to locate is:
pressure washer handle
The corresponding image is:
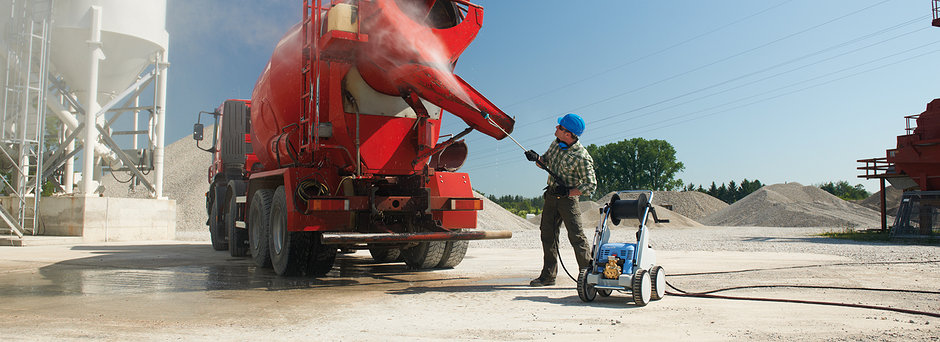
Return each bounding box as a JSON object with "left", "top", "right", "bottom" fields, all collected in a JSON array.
[
  {"left": 524, "top": 150, "right": 539, "bottom": 162},
  {"left": 649, "top": 207, "right": 670, "bottom": 223}
]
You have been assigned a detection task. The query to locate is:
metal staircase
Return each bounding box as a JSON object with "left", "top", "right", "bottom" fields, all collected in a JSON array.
[{"left": 0, "top": 0, "right": 54, "bottom": 239}]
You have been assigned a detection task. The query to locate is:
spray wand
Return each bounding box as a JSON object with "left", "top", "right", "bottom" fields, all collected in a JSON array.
[{"left": 484, "top": 114, "right": 570, "bottom": 190}]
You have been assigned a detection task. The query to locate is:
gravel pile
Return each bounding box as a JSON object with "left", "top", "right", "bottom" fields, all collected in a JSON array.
[
  {"left": 474, "top": 191, "right": 539, "bottom": 232},
  {"left": 577, "top": 199, "right": 703, "bottom": 229},
  {"left": 528, "top": 191, "right": 713, "bottom": 229},
  {"left": 596, "top": 190, "right": 728, "bottom": 221},
  {"left": 101, "top": 128, "right": 212, "bottom": 240},
  {"left": 700, "top": 182, "right": 881, "bottom": 228},
  {"left": 856, "top": 185, "right": 902, "bottom": 215}
]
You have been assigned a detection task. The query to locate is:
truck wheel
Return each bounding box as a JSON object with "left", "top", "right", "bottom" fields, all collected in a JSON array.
[
  {"left": 437, "top": 239, "right": 469, "bottom": 268},
  {"left": 368, "top": 246, "right": 402, "bottom": 263},
  {"left": 269, "top": 186, "right": 311, "bottom": 276},
  {"left": 249, "top": 189, "right": 274, "bottom": 268},
  {"left": 227, "top": 193, "right": 248, "bottom": 257},
  {"left": 209, "top": 195, "right": 227, "bottom": 251},
  {"left": 306, "top": 233, "right": 336, "bottom": 277},
  {"left": 403, "top": 241, "right": 445, "bottom": 269}
]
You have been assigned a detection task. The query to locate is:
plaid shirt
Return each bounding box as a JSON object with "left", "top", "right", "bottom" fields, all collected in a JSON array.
[{"left": 542, "top": 139, "right": 596, "bottom": 196}]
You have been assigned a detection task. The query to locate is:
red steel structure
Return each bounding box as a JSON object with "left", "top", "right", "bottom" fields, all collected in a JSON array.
[
  {"left": 859, "top": 99, "right": 940, "bottom": 233},
  {"left": 196, "top": 0, "right": 514, "bottom": 276}
]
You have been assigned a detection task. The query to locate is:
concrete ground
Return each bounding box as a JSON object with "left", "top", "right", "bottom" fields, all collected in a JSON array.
[{"left": 0, "top": 240, "right": 937, "bottom": 341}]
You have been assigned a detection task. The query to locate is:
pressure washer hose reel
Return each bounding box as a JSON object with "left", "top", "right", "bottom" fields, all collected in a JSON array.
[{"left": 578, "top": 190, "right": 669, "bottom": 306}]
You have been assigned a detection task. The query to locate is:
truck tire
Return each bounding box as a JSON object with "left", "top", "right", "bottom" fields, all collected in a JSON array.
[
  {"left": 437, "top": 239, "right": 469, "bottom": 268},
  {"left": 269, "top": 186, "right": 311, "bottom": 276},
  {"left": 403, "top": 241, "right": 445, "bottom": 269},
  {"left": 227, "top": 193, "right": 249, "bottom": 257},
  {"left": 220, "top": 100, "right": 248, "bottom": 170},
  {"left": 249, "top": 188, "right": 274, "bottom": 268},
  {"left": 306, "top": 233, "right": 336, "bottom": 277},
  {"left": 209, "top": 188, "right": 228, "bottom": 251},
  {"left": 368, "top": 246, "right": 402, "bottom": 263}
]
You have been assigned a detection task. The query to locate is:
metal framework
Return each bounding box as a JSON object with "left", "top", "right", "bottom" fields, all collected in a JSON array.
[
  {"left": 892, "top": 191, "right": 940, "bottom": 238},
  {"left": 933, "top": 0, "right": 940, "bottom": 27},
  {"left": 43, "top": 58, "right": 166, "bottom": 198},
  {"left": 1, "top": 0, "right": 170, "bottom": 242},
  {"left": 0, "top": 0, "right": 54, "bottom": 238}
]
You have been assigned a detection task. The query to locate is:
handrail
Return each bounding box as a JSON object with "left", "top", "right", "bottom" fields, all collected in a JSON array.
[{"left": 856, "top": 157, "right": 896, "bottom": 178}]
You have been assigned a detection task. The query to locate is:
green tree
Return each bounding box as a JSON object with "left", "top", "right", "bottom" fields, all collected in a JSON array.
[
  {"left": 695, "top": 179, "right": 764, "bottom": 203},
  {"left": 585, "top": 138, "right": 685, "bottom": 198},
  {"left": 819, "top": 181, "right": 870, "bottom": 201}
]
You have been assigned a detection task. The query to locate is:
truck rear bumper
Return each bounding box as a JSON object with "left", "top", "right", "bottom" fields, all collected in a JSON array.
[{"left": 320, "top": 230, "right": 512, "bottom": 245}]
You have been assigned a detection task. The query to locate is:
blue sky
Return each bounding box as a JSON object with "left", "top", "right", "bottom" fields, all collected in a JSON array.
[{"left": 166, "top": 0, "right": 940, "bottom": 197}]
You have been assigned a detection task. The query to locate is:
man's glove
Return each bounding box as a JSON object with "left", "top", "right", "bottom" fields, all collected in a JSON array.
[{"left": 525, "top": 150, "right": 539, "bottom": 162}]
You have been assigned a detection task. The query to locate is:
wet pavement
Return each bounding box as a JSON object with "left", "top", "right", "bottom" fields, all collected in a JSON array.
[
  {"left": 0, "top": 242, "right": 476, "bottom": 297},
  {"left": 0, "top": 241, "right": 937, "bottom": 341}
]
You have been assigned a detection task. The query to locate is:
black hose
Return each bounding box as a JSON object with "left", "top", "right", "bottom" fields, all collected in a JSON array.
[
  {"left": 668, "top": 259, "right": 940, "bottom": 277},
  {"left": 664, "top": 259, "right": 940, "bottom": 319},
  {"left": 665, "top": 280, "right": 940, "bottom": 318},
  {"left": 556, "top": 240, "right": 577, "bottom": 282}
]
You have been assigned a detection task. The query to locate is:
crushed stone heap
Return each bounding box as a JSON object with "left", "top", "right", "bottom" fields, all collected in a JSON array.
[
  {"left": 100, "top": 126, "right": 213, "bottom": 240},
  {"left": 857, "top": 185, "right": 902, "bottom": 217},
  {"left": 474, "top": 192, "right": 539, "bottom": 232},
  {"left": 530, "top": 191, "right": 712, "bottom": 229},
  {"left": 597, "top": 190, "right": 728, "bottom": 222},
  {"left": 700, "top": 182, "right": 881, "bottom": 228}
]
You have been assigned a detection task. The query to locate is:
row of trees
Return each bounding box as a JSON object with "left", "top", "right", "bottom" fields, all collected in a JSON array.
[
  {"left": 485, "top": 137, "right": 873, "bottom": 216},
  {"left": 684, "top": 179, "right": 765, "bottom": 204},
  {"left": 819, "top": 180, "right": 871, "bottom": 201},
  {"left": 484, "top": 194, "right": 544, "bottom": 218}
]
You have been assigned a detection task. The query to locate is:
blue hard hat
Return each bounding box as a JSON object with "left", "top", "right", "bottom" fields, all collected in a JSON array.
[{"left": 557, "top": 113, "right": 585, "bottom": 136}]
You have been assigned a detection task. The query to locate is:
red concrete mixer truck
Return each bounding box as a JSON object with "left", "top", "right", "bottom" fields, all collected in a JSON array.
[{"left": 193, "top": 0, "right": 515, "bottom": 276}]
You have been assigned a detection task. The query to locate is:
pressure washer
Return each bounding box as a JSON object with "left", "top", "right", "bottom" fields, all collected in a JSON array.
[{"left": 578, "top": 190, "right": 669, "bottom": 306}]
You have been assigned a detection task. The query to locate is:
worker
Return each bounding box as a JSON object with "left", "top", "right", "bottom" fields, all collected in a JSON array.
[{"left": 524, "top": 113, "right": 597, "bottom": 287}]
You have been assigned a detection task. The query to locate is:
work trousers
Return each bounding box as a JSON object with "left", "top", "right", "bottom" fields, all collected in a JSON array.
[{"left": 538, "top": 190, "right": 592, "bottom": 281}]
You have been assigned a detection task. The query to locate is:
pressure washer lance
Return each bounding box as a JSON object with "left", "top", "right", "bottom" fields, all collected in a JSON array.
[
  {"left": 485, "top": 114, "right": 579, "bottom": 282},
  {"left": 484, "top": 115, "right": 570, "bottom": 189}
]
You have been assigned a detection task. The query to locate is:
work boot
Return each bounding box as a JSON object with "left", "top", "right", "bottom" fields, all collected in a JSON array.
[{"left": 529, "top": 277, "right": 555, "bottom": 287}]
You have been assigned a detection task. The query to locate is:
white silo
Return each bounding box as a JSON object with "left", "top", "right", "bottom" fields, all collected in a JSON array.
[
  {"left": 0, "top": 0, "right": 178, "bottom": 243},
  {"left": 47, "top": 0, "right": 169, "bottom": 199}
]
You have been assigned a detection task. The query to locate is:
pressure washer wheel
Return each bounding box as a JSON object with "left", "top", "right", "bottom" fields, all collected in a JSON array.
[
  {"left": 577, "top": 268, "right": 596, "bottom": 302},
  {"left": 598, "top": 289, "right": 613, "bottom": 297},
  {"left": 650, "top": 265, "right": 666, "bottom": 300},
  {"left": 632, "top": 268, "right": 651, "bottom": 306}
]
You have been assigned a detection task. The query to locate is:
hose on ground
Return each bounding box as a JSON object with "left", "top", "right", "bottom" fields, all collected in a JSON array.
[{"left": 662, "top": 259, "right": 940, "bottom": 319}]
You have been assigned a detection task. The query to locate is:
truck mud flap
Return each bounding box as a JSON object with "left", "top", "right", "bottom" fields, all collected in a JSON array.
[{"left": 320, "top": 230, "right": 512, "bottom": 245}]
